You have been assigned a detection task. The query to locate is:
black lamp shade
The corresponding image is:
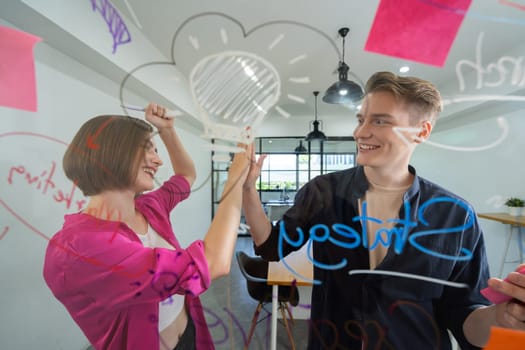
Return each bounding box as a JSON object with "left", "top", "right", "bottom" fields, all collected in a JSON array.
[
  {"left": 323, "top": 28, "right": 364, "bottom": 105},
  {"left": 305, "top": 120, "right": 327, "bottom": 142},
  {"left": 323, "top": 79, "right": 363, "bottom": 104},
  {"left": 294, "top": 140, "right": 307, "bottom": 153}
]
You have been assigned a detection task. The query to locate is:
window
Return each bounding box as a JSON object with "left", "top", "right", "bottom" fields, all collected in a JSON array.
[
  {"left": 210, "top": 137, "right": 355, "bottom": 219},
  {"left": 259, "top": 154, "right": 298, "bottom": 190},
  {"left": 255, "top": 137, "right": 355, "bottom": 204}
]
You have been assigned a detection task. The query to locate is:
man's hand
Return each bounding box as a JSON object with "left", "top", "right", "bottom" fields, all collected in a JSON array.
[{"left": 489, "top": 264, "right": 525, "bottom": 331}]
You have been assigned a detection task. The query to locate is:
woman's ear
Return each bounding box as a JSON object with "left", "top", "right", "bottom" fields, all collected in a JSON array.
[{"left": 415, "top": 120, "right": 433, "bottom": 143}]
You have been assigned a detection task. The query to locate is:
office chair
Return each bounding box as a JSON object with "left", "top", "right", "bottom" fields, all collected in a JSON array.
[{"left": 236, "top": 251, "right": 299, "bottom": 350}]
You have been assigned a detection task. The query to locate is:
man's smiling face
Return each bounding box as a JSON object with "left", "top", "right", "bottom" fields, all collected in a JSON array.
[{"left": 353, "top": 91, "right": 420, "bottom": 171}]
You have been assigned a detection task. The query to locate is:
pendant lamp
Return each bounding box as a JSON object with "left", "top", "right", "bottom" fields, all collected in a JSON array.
[
  {"left": 305, "top": 91, "right": 327, "bottom": 142},
  {"left": 294, "top": 140, "right": 307, "bottom": 153},
  {"left": 323, "top": 27, "right": 363, "bottom": 105}
]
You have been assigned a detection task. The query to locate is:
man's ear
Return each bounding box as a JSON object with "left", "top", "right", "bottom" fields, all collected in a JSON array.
[{"left": 415, "top": 120, "right": 433, "bottom": 143}]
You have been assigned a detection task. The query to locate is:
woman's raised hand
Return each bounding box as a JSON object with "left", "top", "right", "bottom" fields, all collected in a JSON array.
[
  {"left": 243, "top": 143, "right": 266, "bottom": 192},
  {"left": 227, "top": 143, "right": 253, "bottom": 188},
  {"left": 145, "top": 103, "right": 174, "bottom": 131}
]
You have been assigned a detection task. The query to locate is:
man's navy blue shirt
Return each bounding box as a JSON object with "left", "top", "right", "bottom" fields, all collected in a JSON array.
[{"left": 255, "top": 165, "right": 490, "bottom": 350}]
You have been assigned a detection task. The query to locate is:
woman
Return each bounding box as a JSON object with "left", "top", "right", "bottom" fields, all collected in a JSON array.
[{"left": 43, "top": 103, "right": 251, "bottom": 350}]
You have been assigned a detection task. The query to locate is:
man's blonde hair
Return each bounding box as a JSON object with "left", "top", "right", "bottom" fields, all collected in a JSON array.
[{"left": 365, "top": 71, "right": 443, "bottom": 124}]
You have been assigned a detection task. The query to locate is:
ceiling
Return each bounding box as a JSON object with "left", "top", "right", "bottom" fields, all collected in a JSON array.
[
  {"left": 108, "top": 0, "right": 525, "bottom": 123},
  {"left": 3, "top": 0, "right": 525, "bottom": 135}
]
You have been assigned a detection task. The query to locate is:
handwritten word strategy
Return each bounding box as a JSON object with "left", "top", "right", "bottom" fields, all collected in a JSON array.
[
  {"left": 90, "top": 0, "right": 131, "bottom": 54},
  {"left": 278, "top": 196, "right": 476, "bottom": 285}
]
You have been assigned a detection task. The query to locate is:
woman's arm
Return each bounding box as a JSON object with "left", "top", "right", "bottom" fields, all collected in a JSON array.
[
  {"left": 242, "top": 147, "right": 272, "bottom": 246},
  {"left": 144, "top": 103, "right": 251, "bottom": 280},
  {"left": 203, "top": 143, "right": 252, "bottom": 280},
  {"left": 144, "top": 103, "right": 196, "bottom": 186}
]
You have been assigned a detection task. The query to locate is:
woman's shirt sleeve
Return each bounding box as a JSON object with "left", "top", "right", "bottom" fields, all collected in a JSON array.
[
  {"left": 144, "top": 174, "right": 191, "bottom": 214},
  {"left": 50, "top": 227, "right": 211, "bottom": 311}
]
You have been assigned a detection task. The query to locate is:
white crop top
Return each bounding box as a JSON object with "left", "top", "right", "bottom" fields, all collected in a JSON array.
[{"left": 136, "top": 225, "right": 185, "bottom": 331}]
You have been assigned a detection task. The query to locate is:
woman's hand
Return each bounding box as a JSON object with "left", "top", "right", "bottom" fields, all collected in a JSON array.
[
  {"left": 243, "top": 143, "right": 266, "bottom": 192},
  {"left": 144, "top": 103, "right": 174, "bottom": 132},
  {"left": 226, "top": 143, "right": 253, "bottom": 188}
]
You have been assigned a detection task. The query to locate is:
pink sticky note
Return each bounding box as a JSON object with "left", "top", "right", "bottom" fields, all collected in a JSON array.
[
  {"left": 0, "top": 25, "right": 41, "bottom": 112},
  {"left": 481, "top": 266, "right": 525, "bottom": 304},
  {"left": 365, "top": 0, "right": 472, "bottom": 67},
  {"left": 484, "top": 327, "right": 525, "bottom": 350}
]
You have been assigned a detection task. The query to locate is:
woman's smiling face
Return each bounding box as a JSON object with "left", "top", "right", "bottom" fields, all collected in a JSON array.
[{"left": 132, "top": 137, "right": 163, "bottom": 193}]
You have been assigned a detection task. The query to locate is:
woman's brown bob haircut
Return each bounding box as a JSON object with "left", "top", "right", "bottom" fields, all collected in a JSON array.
[
  {"left": 63, "top": 115, "right": 154, "bottom": 196},
  {"left": 365, "top": 71, "right": 443, "bottom": 124}
]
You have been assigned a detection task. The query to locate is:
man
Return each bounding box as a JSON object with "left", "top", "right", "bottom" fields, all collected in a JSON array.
[{"left": 242, "top": 72, "right": 525, "bottom": 349}]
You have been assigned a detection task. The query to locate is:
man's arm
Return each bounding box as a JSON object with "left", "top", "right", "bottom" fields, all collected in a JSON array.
[
  {"left": 463, "top": 304, "right": 497, "bottom": 347},
  {"left": 242, "top": 148, "right": 272, "bottom": 246},
  {"left": 463, "top": 266, "right": 525, "bottom": 347}
]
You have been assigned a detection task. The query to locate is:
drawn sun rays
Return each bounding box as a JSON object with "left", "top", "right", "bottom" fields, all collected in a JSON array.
[
  {"left": 119, "top": 10, "right": 523, "bottom": 155},
  {"left": 184, "top": 25, "right": 316, "bottom": 122},
  {"left": 165, "top": 15, "right": 347, "bottom": 155},
  {"left": 116, "top": 12, "right": 342, "bottom": 157}
]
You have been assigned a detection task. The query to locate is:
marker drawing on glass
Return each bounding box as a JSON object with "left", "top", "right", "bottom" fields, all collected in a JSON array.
[
  {"left": 121, "top": 104, "right": 181, "bottom": 119},
  {"left": 278, "top": 196, "right": 476, "bottom": 286},
  {"left": 90, "top": 0, "right": 132, "bottom": 53},
  {"left": 392, "top": 117, "right": 509, "bottom": 152},
  {"left": 348, "top": 270, "right": 469, "bottom": 288},
  {"left": 0, "top": 226, "right": 9, "bottom": 240}
]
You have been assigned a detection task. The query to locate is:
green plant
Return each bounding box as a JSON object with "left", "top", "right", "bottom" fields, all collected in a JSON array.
[{"left": 505, "top": 197, "right": 525, "bottom": 207}]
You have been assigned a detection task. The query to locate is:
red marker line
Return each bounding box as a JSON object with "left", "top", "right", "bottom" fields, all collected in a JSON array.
[
  {"left": 0, "top": 199, "right": 148, "bottom": 278},
  {"left": 499, "top": 0, "right": 525, "bottom": 11},
  {"left": 86, "top": 117, "right": 115, "bottom": 150},
  {"left": 0, "top": 226, "right": 8, "bottom": 240}
]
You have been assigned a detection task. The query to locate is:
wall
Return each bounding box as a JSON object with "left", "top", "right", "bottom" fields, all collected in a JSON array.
[
  {"left": 0, "top": 30, "right": 211, "bottom": 350},
  {"left": 413, "top": 110, "right": 525, "bottom": 277}
]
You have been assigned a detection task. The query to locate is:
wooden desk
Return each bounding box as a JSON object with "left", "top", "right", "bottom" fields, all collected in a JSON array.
[
  {"left": 478, "top": 213, "right": 525, "bottom": 277},
  {"left": 267, "top": 244, "right": 313, "bottom": 350},
  {"left": 478, "top": 213, "right": 525, "bottom": 226}
]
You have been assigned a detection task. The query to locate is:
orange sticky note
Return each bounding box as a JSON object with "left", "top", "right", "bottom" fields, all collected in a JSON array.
[
  {"left": 0, "top": 25, "right": 41, "bottom": 112},
  {"left": 484, "top": 327, "right": 525, "bottom": 350}
]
